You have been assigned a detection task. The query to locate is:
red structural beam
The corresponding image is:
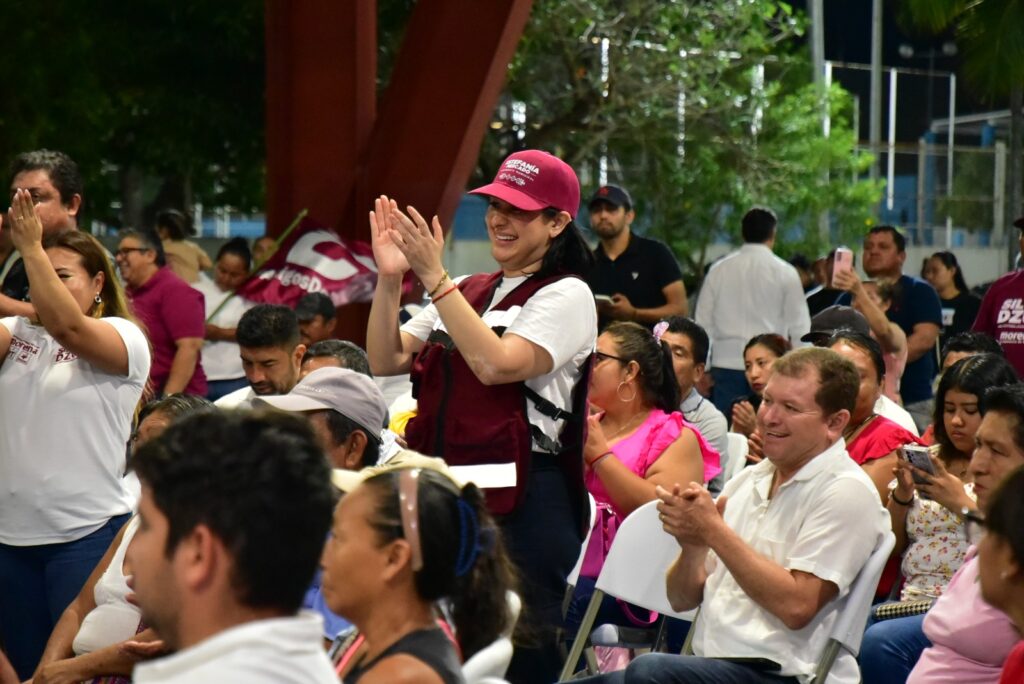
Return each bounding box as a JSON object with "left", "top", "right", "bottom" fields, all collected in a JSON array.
[{"left": 265, "top": 0, "right": 533, "bottom": 344}]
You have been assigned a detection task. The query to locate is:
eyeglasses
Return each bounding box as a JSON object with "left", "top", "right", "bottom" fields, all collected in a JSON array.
[
  {"left": 962, "top": 507, "right": 986, "bottom": 546},
  {"left": 595, "top": 351, "right": 629, "bottom": 365},
  {"left": 398, "top": 468, "right": 424, "bottom": 572},
  {"left": 115, "top": 247, "right": 150, "bottom": 257}
]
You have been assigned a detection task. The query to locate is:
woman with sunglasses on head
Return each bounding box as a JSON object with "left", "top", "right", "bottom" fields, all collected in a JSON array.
[
  {"left": 321, "top": 467, "right": 516, "bottom": 684},
  {"left": 975, "top": 467, "right": 1024, "bottom": 683},
  {"left": 565, "top": 321, "right": 719, "bottom": 636},
  {"left": 366, "top": 151, "right": 596, "bottom": 683},
  {"left": 0, "top": 192, "right": 151, "bottom": 680}
]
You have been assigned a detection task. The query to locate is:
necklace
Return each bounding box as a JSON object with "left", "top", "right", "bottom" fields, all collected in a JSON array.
[
  {"left": 843, "top": 413, "right": 876, "bottom": 442},
  {"left": 606, "top": 411, "right": 647, "bottom": 442}
]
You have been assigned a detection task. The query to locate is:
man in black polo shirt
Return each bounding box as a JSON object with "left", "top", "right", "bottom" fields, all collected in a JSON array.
[{"left": 586, "top": 184, "right": 687, "bottom": 330}]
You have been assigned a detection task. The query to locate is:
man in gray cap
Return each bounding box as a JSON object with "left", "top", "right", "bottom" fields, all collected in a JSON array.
[{"left": 255, "top": 367, "right": 388, "bottom": 470}]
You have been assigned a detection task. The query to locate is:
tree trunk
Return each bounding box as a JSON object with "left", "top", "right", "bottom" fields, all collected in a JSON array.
[
  {"left": 118, "top": 164, "right": 145, "bottom": 230},
  {"left": 1008, "top": 84, "right": 1023, "bottom": 270}
]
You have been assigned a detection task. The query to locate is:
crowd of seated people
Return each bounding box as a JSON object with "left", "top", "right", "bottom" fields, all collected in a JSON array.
[{"left": 4, "top": 146, "right": 1024, "bottom": 684}]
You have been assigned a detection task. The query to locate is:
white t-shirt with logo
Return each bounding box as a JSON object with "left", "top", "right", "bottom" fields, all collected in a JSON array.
[
  {"left": 401, "top": 274, "right": 597, "bottom": 452},
  {"left": 0, "top": 316, "right": 150, "bottom": 545},
  {"left": 192, "top": 274, "right": 252, "bottom": 381}
]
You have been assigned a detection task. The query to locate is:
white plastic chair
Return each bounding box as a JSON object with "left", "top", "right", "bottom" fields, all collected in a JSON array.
[
  {"left": 681, "top": 531, "right": 897, "bottom": 683},
  {"left": 723, "top": 432, "right": 749, "bottom": 483},
  {"left": 462, "top": 591, "right": 521, "bottom": 684},
  {"left": 562, "top": 494, "right": 597, "bottom": 618},
  {"left": 558, "top": 500, "right": 696, "bottom": 681}
]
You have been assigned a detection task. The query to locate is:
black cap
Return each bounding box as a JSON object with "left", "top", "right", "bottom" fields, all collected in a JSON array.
[
  {"left": 294, "top": 292, "right": 336, "bottom": 322},
  {"left": 588, "top": 184, "right": 633, "bottom": 210},
  {"left": 801, "top": 305, "right": 870, "bottom": 344},
  {"left": 1014, "top": 216, "right": 1024, "bottom": 231}
]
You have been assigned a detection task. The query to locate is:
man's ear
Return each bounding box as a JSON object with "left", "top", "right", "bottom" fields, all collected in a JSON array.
[
  {"left": 693, "top": 362, "right": 707, "bottom": 383},
  {"left": 341, "top": 430, "right": 369, "bottom": 470},
  {"left": 826, "top": 408, "right": 850, "bottom": 435},
  {"left": 176, "top": 524, "right": 221, "bottom": 595}
]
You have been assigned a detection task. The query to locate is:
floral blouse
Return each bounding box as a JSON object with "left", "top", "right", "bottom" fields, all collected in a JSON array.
[{"left": 898, "top": 482, "right": 975, "bottom": 601}]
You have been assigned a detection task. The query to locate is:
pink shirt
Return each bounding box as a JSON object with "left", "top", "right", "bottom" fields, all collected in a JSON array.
[
  {"left": 127, "top": 266, "right": 207, "bottom": 396},
  {"left": 908, "top": 550, "right": 1020, "bottom": 683}
]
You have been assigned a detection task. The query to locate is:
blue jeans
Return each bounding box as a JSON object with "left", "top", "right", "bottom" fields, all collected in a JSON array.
[
  {"left": 709, "top": 368, "right": 750, "bottom": 416},
  {"left": 574, "top": 653, "right": 798, "bottom": 683},
  {"left": 858, "top": 614, "right": 930, "bottom": 684},
  {"left": 0, "top": 513, "right": 131, "bottom": 679}
]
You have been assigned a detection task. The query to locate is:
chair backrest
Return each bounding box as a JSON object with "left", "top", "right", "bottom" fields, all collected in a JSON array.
[
  {"left": 829, "top": 530, "right": 897, "bottom": 656},
  {"left": 566, "top": 493, "right": 597, "bottom": 586},
  {"left": 463, "top": 591, "right": 521, "bottom": 683},
  {"left": 593, "top": 499, "right": 696, "bottom": 620},
  {"left": 724, "top": 432, "right": 749, "bottom": 482}
]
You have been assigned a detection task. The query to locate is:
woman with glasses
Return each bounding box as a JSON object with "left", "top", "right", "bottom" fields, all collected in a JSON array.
[
  {"left": 366, "top": 150, "right": 596, "bottom": 682},
  {"left": 321, "top": 467, "right": 516, "bottom": 683},
  {"left": 0, "top": 191, "right": 151, "bottom": 680},
  {"left": 975, "top": 467, "right": 1024, "bottom": 683},
  {"left": 565, "top": 322, "right": 719, "bottom": 638},
  {"left": 860, "top": 383, "right": 1024, "bottom": 684}
]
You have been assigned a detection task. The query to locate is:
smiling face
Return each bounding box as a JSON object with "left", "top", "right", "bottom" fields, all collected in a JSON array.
[
  {"left": 744, "top": 344, "right": 780, "bottom": 397},
  {"left": 484, "top": 197, "right": 568, "bottom": 275},
  {"left": 10, "top": 169, "right": 79, "bottom": 234},
  {"left": 943, "top": 389, "right": 982, "bottom": 455},
  {"left": 969, "top": 410, "right": 1024, "bottom": 510},
  {"left": 757, "top": 369, "right": 837, "bottom": 470},
  {"left": 45, "top": 246, "right": 103, "bottom": 315},
  {"left": 115, "top": 236, "right": 158, "bottom": 288},
  {"left": 126, "top": 485, "right": 184, "bottom": 650}
]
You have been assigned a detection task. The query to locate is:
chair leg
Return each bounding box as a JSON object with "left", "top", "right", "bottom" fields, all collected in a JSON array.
[{"left": 558, "top": 589, "right": 605, "bottom": 681}]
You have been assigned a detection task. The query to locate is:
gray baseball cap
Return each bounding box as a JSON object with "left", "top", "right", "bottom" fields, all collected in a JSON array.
[{"left": 254, "top": 367, "right": 387, "bottom": 436}]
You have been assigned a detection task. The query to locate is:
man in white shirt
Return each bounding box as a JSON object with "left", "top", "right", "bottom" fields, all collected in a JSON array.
[
  {"left": 215, "top": 304, "right": 306, "bottom": 409},
  {"left": 127, "top": 410, "right": 337, "bottom": 684},
  {"left": 593, "top": 347, "right": 888, "bottom": 683},
  {"left": 695, "top": 207, "right": 811, "bottom": 414}
]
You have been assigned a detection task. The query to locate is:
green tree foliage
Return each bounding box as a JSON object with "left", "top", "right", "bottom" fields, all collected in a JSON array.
[
  {"left": 0, "top": 0, "right": 264, "bottom": 229},
  {"left": 483, "top": 0, "right": 881, "bottom": 282}
]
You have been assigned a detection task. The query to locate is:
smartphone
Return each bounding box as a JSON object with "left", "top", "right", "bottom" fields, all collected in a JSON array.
[
  {"left": 831, "top": 247, "right": 854, "bottom": 287},
  {"left": 899, "top": 444, "right": 935, "bottom": 485},
  {"left": 594, "top": 294, "right": 614, "bottom": 304}
]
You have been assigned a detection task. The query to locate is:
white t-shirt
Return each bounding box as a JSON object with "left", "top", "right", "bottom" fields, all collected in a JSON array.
[
  {"left": 133, "top": 612, "right": 337, "bottom": 684},
  {"left": 0, "top": 316, "right": 150, "bottom": 544},
  {"left": 692, "top": 438, "right": 889, "bottom": 683},
  {"left": 400, "top": 274, "right": 597, "bottom": 453},
  {"left": 74, "top": 516, "right": 141, "bottom": 656},
  {"left": 192, "top": 274, "right": 252, "bottom": 381}
]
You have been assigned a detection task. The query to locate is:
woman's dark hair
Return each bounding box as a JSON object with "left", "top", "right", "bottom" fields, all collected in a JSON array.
[
  {"left": 362, "top": 469, "right": 517, "bottom": 659},
  {"left": 139, "top": 393, "right": 215, "bottom": 425},
  {"left": 927, "top": 251, "right": 969, "bottom": 294},
  {"left": 984, "top": 466, "right": 1024, "bottom": 566},
  {"left": 535, "top": 213, "right": 595, "bottom": 280},
  {"left": 743, "top": 333, "right": 791, "bottom": 361},
  {"left": 941, "top": 331, "right": 1004, "bottom": 366},
  {"left": 216, "top": 236, "right": 253, "bottom": 271},
  {"left": 604, "top": 321, "right": 681, "bottom": 412},
  {"left": 933, "top": 354, "right": 1019, "bottom": 462},
  {"left": 155, "top": 209, "right": 194, "bottom": 240},
  {"left": 827, "top": 330, "right": 885, "bottom": 384}
]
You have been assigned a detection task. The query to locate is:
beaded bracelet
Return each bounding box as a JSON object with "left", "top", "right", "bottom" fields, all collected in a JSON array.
[
  {"left": 426, "top": 269, "right": 450, "bottom": 298},
  {"left": 433, "top": 283, "right": 458, "bottom": 304}
]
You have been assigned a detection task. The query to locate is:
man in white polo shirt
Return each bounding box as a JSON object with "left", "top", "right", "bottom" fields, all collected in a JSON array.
[{"left": 591, "top": 347, "right": 888, "bottom": 683}]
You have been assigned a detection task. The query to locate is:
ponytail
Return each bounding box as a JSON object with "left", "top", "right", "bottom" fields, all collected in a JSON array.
[{"left": 656, "top": 340, "right": 681, "bottom": 412}]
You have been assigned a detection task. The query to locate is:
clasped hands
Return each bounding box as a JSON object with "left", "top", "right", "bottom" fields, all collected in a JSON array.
[
  {"left": 655, "top": 482, "right": 728, "bottom": 549},
  {"left": 368, "top": 194, "right": 447, "bottom": 289}
]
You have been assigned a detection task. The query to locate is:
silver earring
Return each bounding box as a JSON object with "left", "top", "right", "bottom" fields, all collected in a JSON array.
[{"left": 94, "top": 294, "right": 102, "bottom": 304}]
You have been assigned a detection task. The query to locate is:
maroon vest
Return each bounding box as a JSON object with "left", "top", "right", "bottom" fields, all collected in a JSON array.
[{"left": 405, "top": 271, "right": 591, "bottom": 519}]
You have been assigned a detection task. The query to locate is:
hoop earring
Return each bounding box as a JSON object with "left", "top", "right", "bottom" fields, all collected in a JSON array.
[{"left": 616, "top": 381, "right": 636, "bottom": 403}]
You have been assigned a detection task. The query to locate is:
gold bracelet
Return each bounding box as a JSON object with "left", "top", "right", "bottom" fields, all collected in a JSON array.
[{"left": 426, "top": 269, "right": 450, "bottom": 298}]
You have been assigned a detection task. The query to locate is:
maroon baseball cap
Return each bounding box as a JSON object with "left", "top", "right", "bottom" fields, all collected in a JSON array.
[{"left": 470, "top": 150, "right": 581, "bottom": 218}]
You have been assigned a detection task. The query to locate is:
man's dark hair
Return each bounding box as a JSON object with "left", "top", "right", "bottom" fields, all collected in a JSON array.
[
  {"left": 741, "top": 207, "right": 777, "bottom": 243},
  {"left": 319, "top": 410, "right": 381, "bottom": 467},
  {"left": 132, "top": 411, "right": 333, "bottom": 613},
  {"left": 933, "top": 354, "right": 1018, "bottom": 459},
  {"left": 868, "top": 225, "right": 906, "bottom": 253},
  {"left": 663, "top": 316, "right": 709, "bottom": 366},
  {"left": 118, "top": 227, "right": 167, "bottom": 267},
  {"left": 236, "top": 304, "right": 300, "bottom": 350},
  {"left": 941, "top": 331, "right": 1004, "bottom": 365},
  {"left": 980, "top": 384, "right": 1024, "bottom": 452},
  {"left": 772, "top": 347, "right": 859, "bottom": 417},
  {"left": 302, "top": 339, "right": 372, "bottom": 377},
  {"left": 9, "top": 149, "right": 83, "bottom": 207},
  {"left": 216, "top": 237, "right": 253, "bottom": 271},
  {"left": 138, "top": 393, "right": 214, "bottom": 426},
  {"left": 827, "top": 330, "right": 885, "bottom": 384},
  {"left": 155, "top": 209, "right": 194, "bottom": 240}
]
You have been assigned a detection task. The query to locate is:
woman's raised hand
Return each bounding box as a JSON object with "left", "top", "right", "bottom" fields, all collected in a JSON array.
[
  {"left": 731, "top": 400, "right": 757, "bottom": 437},
  {"left": 369, "top": 195, "right": 410, "bottom": 277},
  {"left": 387, "top": 204, "right": 446, "bottom": 287},
  {"left": 7, "top": 189, "right": 43, "bottom": 253}
]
